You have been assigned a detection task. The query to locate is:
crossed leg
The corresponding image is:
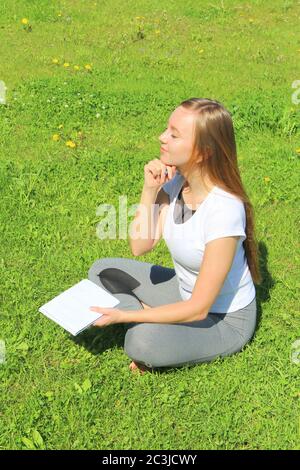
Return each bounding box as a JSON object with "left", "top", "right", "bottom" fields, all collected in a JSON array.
[{"left": 130, "top": 300, "right": 151, "bottom": 373}]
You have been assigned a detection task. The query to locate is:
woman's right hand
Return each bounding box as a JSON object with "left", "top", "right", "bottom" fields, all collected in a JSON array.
[{"left": 143, "top": 158, "right": 177, "bottom": 190}]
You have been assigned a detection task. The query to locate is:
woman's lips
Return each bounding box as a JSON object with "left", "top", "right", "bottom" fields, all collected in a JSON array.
[{"left": 160, "top": 147, "right": 167, "bottom": 152}]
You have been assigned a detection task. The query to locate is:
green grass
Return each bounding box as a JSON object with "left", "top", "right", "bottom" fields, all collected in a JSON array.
[{"left": 0, "top": 0, "right": 299, "bottom": 450}]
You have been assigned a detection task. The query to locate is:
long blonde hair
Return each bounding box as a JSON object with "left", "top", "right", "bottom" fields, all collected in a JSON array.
[{"left": 179, "top": 97, "right": 262, "bottom": 285}]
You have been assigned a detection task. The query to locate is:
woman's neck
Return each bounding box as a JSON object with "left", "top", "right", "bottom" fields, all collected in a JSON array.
[{"left": 178, "top": 168, "right": 214, "bottom": 200}]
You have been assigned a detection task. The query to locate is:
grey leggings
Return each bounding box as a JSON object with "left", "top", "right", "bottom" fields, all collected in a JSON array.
[{"left": 88, "top": 257, "right": 257, "bottom": 369}]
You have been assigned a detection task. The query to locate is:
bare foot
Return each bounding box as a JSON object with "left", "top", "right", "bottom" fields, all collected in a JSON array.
[{"left": 129, "top": 360, "right": 152, "bottom": 375}]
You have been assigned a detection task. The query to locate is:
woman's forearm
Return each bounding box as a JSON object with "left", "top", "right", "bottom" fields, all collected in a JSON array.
[
  {"left": 119, "top": 299, "right": 207, "bottom": 324},
  {"left": 128, "top": 184, "right": 159, "bottom": 256}
]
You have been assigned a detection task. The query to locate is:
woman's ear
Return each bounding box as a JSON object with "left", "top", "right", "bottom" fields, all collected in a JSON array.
[
  {"left": 196, "top": 147, "right": 212, "bottom": 163},
  {"left": 195, "top": 152, "right": 203, "bottom": 164}
]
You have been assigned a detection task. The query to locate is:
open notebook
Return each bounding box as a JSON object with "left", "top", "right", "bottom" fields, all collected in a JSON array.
[{"left": 39, "top": 279, "right": 120, "bottom": 336}]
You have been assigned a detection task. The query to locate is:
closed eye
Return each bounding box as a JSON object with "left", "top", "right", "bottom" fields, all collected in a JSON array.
[{"left": 163, "top": 127, "right": 177, "bottom": 138}]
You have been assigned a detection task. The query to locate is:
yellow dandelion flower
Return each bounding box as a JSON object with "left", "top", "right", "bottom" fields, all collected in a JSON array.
[
  {"left": 84, "top": 64, "right": 92, "bottom": 71},
  {"left": 296, "top": 148, "right": 300, "bottom": 154},
  {"left": 249, "top": 18, "right": 254, "bottom": 23},
  {"left": 52, "top": 134, "right": 60, "bottom": 142},
  {"left": 264, "top": 177, "right": 270, "bottom": 183},
  {"left": 21, "top": 18, "right": 29, "bottom": 25},
  {"left": 58, "top": 124, "right": 63, "bottom": 129},
  {"left": 199, "top": 49, "right": 204, "bottom": 54},
  {"left": 136, "top": 16, "right": 140, "bottom": 20},
  {"left": 52, "top": 58, "right": 59, "bottom": 64},
  {"left": 63, "top": 62, "right": 70, "bottom": 67},
  {"left": 66, "top": 140, "right": 76, "bottom": 148},
  {"left": 74, "top": 65, "right": 80, "bottom": 70},
  {"left": 155, "top": 30, "right": 160, "bottom": 35},
  {"left": 58, "top": 13, "right": 62, "bottom": 17}
]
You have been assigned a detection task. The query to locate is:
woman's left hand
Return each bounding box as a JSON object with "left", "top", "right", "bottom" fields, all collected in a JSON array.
[{"left": 89, "top": 306, "right": 124, "bottom": 327}]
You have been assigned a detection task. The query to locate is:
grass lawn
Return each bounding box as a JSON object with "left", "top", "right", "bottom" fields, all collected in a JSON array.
[{"left": 0, "top": 0, "right": 299, "bottom": 450}]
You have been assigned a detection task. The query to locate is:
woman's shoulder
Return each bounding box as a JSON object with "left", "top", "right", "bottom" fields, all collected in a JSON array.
[
  {"left": 211, "top": 186, "right": 244, "bottom": 206},
  {"left": 212, "top": 185, "right": 241, "bottom": 200},
  {"left": 208, "top": 186, "right": 246, "bottom": 219}
]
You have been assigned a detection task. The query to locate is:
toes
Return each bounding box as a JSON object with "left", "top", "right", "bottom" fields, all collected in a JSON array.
[
  {"left": 129, "top": 361, "right": 138, "bottom": 370},
  {"left": 129, "top": 360, "right": 151, "bottom": 374}
]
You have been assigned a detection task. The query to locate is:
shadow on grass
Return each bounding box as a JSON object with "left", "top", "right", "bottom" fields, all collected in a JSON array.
[
  {"left": 254, "top": 241, "right": 275, "bottom": 332},
  {"left": 71, "top": 323, "right": 180, "bottom": 375},
  {"left": 72, "top": 241, "right": 273, "bottom": 375}
]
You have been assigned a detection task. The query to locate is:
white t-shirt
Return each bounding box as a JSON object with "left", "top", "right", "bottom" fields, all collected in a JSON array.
[{"left": 162, "top": 171, "right": 256, "bottom": 313}]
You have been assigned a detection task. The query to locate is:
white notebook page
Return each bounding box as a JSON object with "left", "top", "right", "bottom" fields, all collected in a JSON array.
[{"left": 39, "top": 279, "right": 120, "bottom": 336}]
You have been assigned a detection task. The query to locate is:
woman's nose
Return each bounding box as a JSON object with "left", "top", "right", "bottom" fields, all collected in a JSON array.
[{"left": 159, "top": 131, "right": 167, "bottom": 143}]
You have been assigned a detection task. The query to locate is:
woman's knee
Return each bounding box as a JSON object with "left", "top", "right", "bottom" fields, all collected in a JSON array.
[
  {"left": 124, "top": 326, "right": 161, "bottom": 368},
  {"left": 88, "top": 257, "right": 121, "bottom": 279}
]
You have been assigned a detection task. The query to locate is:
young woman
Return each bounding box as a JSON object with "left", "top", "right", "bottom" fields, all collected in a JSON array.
[{"left": 88, "top": 98, "right": 261, "bottom": 374}]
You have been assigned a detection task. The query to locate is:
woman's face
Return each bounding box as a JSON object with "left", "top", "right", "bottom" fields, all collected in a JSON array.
[{"left": 159, "top": 106, "right": 197, "bottom": 170}]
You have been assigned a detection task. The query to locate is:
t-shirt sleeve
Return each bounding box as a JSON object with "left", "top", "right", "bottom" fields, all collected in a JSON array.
[{"left": 204, "top": 198, "right": 247, "bottom": 245}]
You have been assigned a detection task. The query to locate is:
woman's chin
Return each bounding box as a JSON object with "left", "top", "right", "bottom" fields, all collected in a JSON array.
[{"left": 160, "top": 153, "right": 170, "bottom": 163}]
